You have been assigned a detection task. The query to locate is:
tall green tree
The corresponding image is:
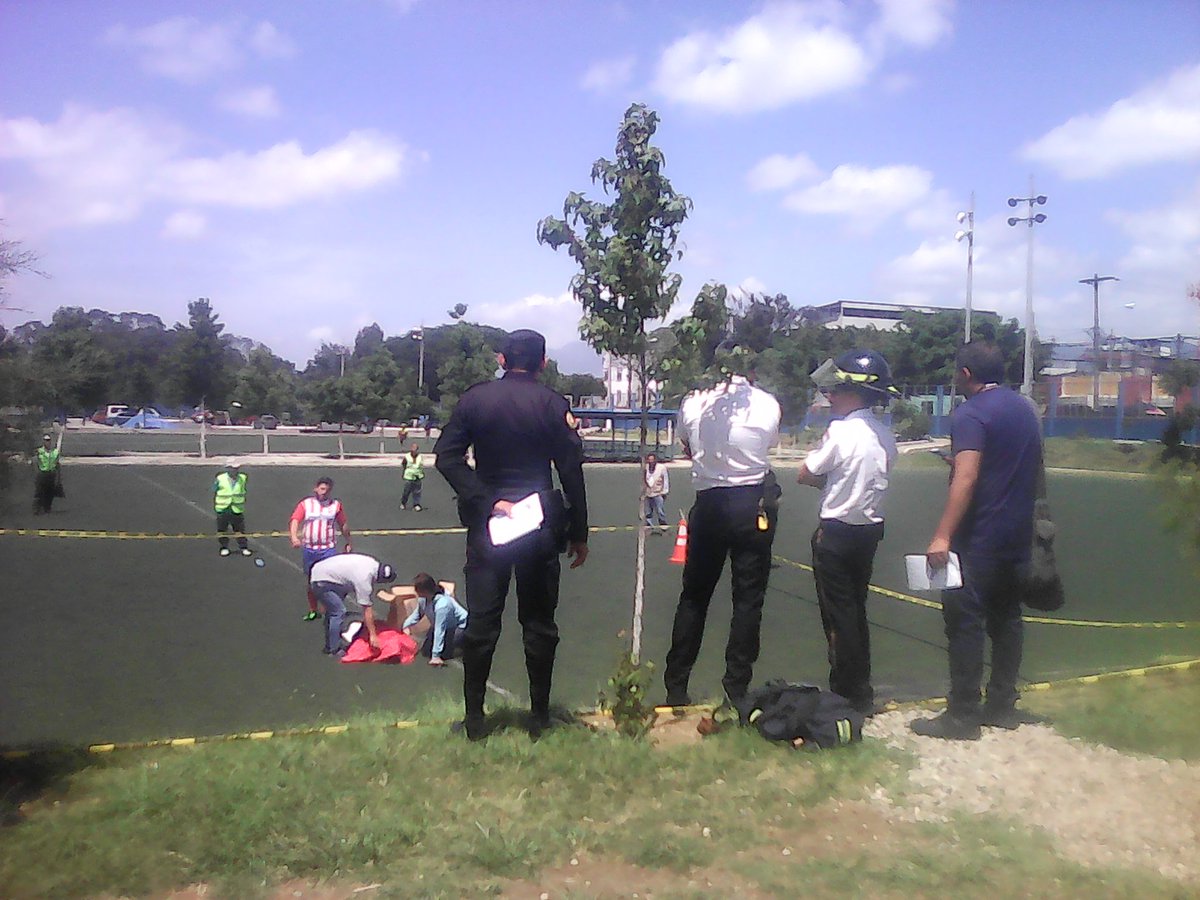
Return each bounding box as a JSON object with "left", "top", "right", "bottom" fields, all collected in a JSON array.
[
  {"left": 28, "top": 307, "right": 116, "bottom": 413},
  {"left": 167, "top": 298, "right": 238, "bottom": 407},
  {"left": 434, "top": 324, "right": 499, "bottom": 415},
  {"left": 233, "top": 348, "right": 301, "bottom": 418},
  {"left": 538, "top": 102, "right": 691, "bottom": 664}
]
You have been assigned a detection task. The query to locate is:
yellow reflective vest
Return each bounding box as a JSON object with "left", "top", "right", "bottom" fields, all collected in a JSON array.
[
  {"left": 214, "top": 471, "right": 248, "bottom": 513},
  {"left": 36, "top": 447, "right": 60, "bottom": 473}
]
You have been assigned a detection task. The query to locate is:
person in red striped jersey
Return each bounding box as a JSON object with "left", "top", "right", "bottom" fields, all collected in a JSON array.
[{"left": 289, "top": 476, "right": 354, "bottom": 621}]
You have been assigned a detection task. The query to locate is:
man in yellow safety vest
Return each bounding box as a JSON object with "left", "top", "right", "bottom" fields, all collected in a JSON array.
[
  {"left": 214, "top": 458, "right": 251, "bottom": 557},
  {"left": 34, "top": 433, "right": 62, "bottom": 514}
]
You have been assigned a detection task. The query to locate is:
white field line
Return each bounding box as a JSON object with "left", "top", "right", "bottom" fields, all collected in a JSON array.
[{"left": 129, "top": 470, "right": 521, "bottom": 704}]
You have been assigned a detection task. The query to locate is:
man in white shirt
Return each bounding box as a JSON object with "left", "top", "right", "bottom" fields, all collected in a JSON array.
[
  {"left": 797, "top": 350, "right": 899, "bottom": 714},
  {"left": 664, "top": 345, "right": 782, "bottom": 708},
  {"left": 309, "top": 553, "right": 398, "bottom": 658},
  {"left": 643, "top": 453, "right": 670, "bottom": 533}
]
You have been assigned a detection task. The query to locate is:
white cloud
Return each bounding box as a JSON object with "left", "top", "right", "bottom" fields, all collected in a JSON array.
[
  {"left": 105, "top": 17, "right": 296, "bottom": 83},
  {"left": 162, "top": 210, "right": 208, "bottom": 239},
  {"left": 581, "top": 57, "right": 635, "bottom": 93},
  {"left": 161, "top": 131, "right": 405, "bottom": 209},
  {"left": 654, "top": 4, "right": 871, "bottom": 113},
  {"left": 869, "top": 0, "right": 954, "bottom": 51},
  {"left": 784, "top": 163, "right": 933, "bottom": 225},
  {"left": 217, "top": 85, "right": 282, "bottom": 118},
  {"left": 1111, "top": 179, "right": 1200, "bottom": 279},
  {"left": 1022, "top": 63, "right": 1200, "bottom": 179},
  {"left": 654, "top": 1, "right": 953, "bottom": 113},
  {"left": 472, "top": 291, "right": 581, "bottom": 348},
  {"left": 746, "top": 153, "right": 821, "bottom": 191},
  {"left": 0, "top": 105, "right": 408, "bottom": 229},
  {"left": 248, "top": 22, "right": 296, "bottom": 59}
]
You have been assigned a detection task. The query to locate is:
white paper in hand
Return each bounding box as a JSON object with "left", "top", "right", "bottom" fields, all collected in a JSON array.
[
  {"left": 487, "top": 492, "right": 544, "bottom": 546},
  {"left": 905, "top": 552, "right": 963, "bottom": 591}
]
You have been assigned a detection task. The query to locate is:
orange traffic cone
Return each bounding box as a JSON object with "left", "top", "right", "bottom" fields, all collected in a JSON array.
[{"left": 669, "top": 516, "right": 688, "bottom": 565}]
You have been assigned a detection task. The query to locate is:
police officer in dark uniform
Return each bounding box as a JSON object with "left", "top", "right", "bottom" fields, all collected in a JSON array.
[{"left": 434, "top": 329, "right": 589, "bottom": 740}]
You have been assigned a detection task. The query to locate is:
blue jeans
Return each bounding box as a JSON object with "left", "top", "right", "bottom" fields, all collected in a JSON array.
[
  {"left": 644, "top": 495, "right": 667, "bottom": 527},
  {"left": 941, "top": 554, "right": 1028, "bottom": 716},
  {"left": 312, "top": 581, "right": 350, "bottom": 654}
]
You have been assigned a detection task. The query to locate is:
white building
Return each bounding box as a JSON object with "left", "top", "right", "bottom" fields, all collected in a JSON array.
[
  {"left": 601, "top": 352, "right": 661, "bottom": 409},
  {"left": 806, "top": 300, "right": 996, "bottom": 331}
]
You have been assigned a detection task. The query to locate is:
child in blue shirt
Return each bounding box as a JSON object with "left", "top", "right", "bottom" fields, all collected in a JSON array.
[{"left": 403, "top": 572, "right": 469, "bottom": 666}]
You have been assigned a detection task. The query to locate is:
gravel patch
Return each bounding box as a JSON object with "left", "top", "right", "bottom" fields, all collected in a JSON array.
[{"left": 864, "top": 709, "right": 1200, "bottom": 883}]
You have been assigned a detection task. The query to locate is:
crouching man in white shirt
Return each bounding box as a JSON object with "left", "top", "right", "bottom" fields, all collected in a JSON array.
[
  {"left": 310, "top": 553, "right": 398, "bottom": 658},
  {"left": 797, "top": 350, "right": 899, "bottom": 715}
]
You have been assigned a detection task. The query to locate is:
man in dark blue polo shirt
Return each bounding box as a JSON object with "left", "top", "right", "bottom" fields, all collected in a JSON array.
[{"left": 913, "top": 342, "right": 1042, "bottom": 740}]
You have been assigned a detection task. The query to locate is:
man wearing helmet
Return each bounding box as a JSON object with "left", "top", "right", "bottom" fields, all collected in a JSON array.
[
  {"left": 309, "top": 553, "right": 398, "bottom": 658},
  {"left": 797, "top": 350, "right": 899, "bottom": 715}
]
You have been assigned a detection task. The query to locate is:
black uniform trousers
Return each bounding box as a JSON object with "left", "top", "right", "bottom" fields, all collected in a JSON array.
[
  {"left": 461, "top": 524, "right": 561, "bottom": 720},
  {"left": 664, "top": 484, "right": 776, "bottom": 704},
  {"left": 216, "top": 508, "right": 248, "bottom": 550},
  {"left": 810, "top": 519, "right": 884, "bottom": 711},
  {"left": 34, "top": 471, "right": 57, "bottom": 513}
]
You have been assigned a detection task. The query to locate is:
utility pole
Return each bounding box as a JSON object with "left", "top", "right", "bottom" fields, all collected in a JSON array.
[
  {"left": 1079, "top": 274, "right": 1118, "bottom": 412},
  {"left": 1007, "top": 177, "right": 1048, "bottom": 396},
  {"left": 956, "top": 192, "right": 975, "bottom": 344}
]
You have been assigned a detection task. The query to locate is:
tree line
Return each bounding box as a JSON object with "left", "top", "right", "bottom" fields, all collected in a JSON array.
[{"left": 0, "top": 298, "right": 605, "bottom": 425}]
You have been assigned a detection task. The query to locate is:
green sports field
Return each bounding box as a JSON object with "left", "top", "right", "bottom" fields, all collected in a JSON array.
[{"left": 2, "top": 457, "right": 1198, "bottom": 749}]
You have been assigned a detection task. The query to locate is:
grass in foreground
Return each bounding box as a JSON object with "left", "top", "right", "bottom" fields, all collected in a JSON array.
[
  {"left": 2, "top": 675, "right": 1197, "bottom": 898},
  {"left": 1023, "top": 665, "right": 1200, "bottom": 761}
]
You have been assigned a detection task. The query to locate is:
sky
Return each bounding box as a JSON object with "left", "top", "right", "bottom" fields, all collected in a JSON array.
[{"left": 2, "top": 0, "right": 1198, "bottom": 374}]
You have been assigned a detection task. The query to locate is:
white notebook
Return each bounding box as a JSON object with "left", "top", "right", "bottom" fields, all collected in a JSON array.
[
  {"left": 487, "top": 491, "right": 544, "bottom": 546},
  {"left": 905, "top": 552, "right": 963, "bottom": 591}
]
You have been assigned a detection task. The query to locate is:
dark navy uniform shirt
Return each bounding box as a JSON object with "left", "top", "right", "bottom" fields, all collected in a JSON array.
[
  {"left": 950, "top": 386, "right": 1041, "bottom": 563},
  {"left": 434, "top": 371, "right": 588, "bottom": 543}
]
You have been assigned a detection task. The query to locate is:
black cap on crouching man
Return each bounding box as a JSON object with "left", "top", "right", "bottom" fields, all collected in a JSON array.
[{"left": 501, "top": 329, "right": 546, "bottom": 373}]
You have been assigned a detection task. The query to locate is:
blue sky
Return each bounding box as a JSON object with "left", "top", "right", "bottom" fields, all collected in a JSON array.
[{"left": 2, "top": 0, "right": 1198, "bottom": 373}]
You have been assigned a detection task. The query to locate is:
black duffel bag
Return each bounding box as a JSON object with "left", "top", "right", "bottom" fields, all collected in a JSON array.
[{"left": 735, "top": 681, "right": 864, "bottom": 749}]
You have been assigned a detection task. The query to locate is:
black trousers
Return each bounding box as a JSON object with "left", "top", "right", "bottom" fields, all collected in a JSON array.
[
  {"left": 664, "top": 484, "right": 777, "bottom": 704},
  {"left": 461, "top": 525, "right": 561, "bottom": 719},
  {"left": 943, "top": 554, "right": 1026, "bottom": 716},
  {"left": 216, "top": 508, "right": 248, "bottom": 550},
  {"left": 811, "top": 519, "right": 884, "bottom": 710},
  {"left": 400, "top": 479, "right": 423, "bottom": 507},
  {"left": 34, "top": 471, "right": 57, "bottom": 513}
]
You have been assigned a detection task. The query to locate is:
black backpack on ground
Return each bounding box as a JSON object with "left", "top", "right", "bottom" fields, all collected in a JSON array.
[{"left": 735, "top": 681, "right": 864, "bottom": 749}]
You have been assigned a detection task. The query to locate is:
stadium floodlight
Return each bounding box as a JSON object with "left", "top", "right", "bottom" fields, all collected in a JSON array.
[
  {"left": 1008, "top": 178, "right": 1049, "bottom": 397},
  {"left": 409, "top": 326, "right": 425, "bottom": 392},
  {"left": 956, "top": 192, "right": 975, "bottom": 343}
]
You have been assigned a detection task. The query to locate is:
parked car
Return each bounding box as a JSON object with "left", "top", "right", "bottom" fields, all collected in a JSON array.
[
  {"left": 252, "top": 415, "right": 280, "bottom": 430},
  {"left": 94, "top": 404, "right": 130, "bottom": 425}
]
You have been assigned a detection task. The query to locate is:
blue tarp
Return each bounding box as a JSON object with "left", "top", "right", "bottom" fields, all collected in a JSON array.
[{"left": 117, "top": 408, "right": 177, "bottom": 430}]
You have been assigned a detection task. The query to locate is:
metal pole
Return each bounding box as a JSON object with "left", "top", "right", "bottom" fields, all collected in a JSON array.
[
  {"left": 965, "top": 191, "right": 974, "bottom": 343},
  {"left": 1022, "top": 208, "right": 1035, "bottom": 396},
  {"left": 418, "top": 331, "right": 425, "bottom": 392},
  {"left": 1092, "top": 277, "right": 1101, "bottom": 411}
]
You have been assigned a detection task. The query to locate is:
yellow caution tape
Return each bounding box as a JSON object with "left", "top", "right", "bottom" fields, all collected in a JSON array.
[
  {"left": 0, "top": 524, "right": 643, "bottom": 540},
  {"left": 771, "top": 553, "right": 1200, "bottom": 629}
]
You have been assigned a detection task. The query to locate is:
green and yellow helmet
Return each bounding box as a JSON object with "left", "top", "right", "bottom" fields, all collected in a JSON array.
[{"left": 810, "top": 350, "right": 900, "bottom": 399}]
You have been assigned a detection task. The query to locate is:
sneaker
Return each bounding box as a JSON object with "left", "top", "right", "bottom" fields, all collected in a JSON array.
[
  {"left": 219, "top": 548, "right": 231, "bottom": 557},
  {"left": 429, "top": 656, "right": 445, "bottom": 667},
  {"left": 910, "top": 711, "right": 981, "bottom": 741},
  {"left": 980, "top": 706, "right": 1047, "bottom": 730},
  {"left": 414, "top": 505, "right": 422, "bottom": 512},
  {"left": 303, "top": 611, "right": 320, "bottom": 622},
  {"left": 241, "top": 548, "right": 253, "bottom": 557},
  {"left": 399, "top": 504, "right": 406, "bottom": 511}
]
